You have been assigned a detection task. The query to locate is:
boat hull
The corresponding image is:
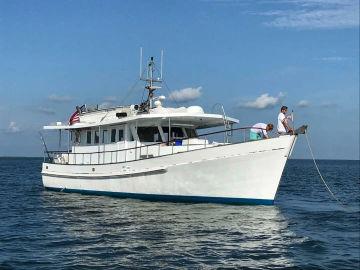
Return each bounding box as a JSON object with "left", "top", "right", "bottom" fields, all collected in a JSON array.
[{"left": 41, "top": 135, "right": 297, "bottom": 205}]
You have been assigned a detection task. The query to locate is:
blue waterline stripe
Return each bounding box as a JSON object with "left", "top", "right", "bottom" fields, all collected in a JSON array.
[{"left": 45, "top": 187, "right": 274, "bottom": 205}]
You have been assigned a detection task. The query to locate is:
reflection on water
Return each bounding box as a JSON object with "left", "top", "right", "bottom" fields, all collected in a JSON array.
[
  {"left": 35, "top": 192, "right": 297, "bottom": 269},
  {"left": 0, "top": 158, "right": 359, "bottom": 269}
]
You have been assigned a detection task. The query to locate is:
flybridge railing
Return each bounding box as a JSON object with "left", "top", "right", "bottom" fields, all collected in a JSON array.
[{"left": 44, "top": 126, "right": 268, "bottom": 165}]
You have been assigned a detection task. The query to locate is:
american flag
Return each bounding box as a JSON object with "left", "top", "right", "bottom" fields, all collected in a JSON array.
[{"left": 69, "top": 110, "right": 80, "bottom": 125}]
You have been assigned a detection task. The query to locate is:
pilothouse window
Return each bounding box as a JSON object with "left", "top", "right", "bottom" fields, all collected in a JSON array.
[
  {"left": 185, "top": 128, "right": 197, "bottom": 138},
  {"left": 94, "top": 131, "right": 99, "bottom": 144},
  {"left": 162, "top": 127, "right": 188, "bottom": 141},
  {"left": 137, "top": 127, "right": 162, "bottom": 142}
]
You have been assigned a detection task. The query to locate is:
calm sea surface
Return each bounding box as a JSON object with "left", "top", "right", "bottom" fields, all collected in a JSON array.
[{"left": 0, "top": 158, "right": 359, "bottom": 270}]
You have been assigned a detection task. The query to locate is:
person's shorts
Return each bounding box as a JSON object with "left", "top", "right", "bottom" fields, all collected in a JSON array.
[{"left": 250, "top": 132, "right": 262, "bottom": 140}]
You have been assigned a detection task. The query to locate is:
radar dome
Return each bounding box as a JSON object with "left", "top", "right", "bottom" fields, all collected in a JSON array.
[
  {"left": 154, "top": 100, "right": 162, "bottom": 108},
  {"left": 187, "top": 106, "right": 204, "bottom": 114}
]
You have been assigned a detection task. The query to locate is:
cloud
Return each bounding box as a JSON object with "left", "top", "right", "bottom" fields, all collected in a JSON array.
[
  {"left": 297, "top": 100, "right": 310, "bottom": 107},
  {"left": 239, "top": 92, "right": 284, "bottom": 109},
  {"left": 6, "top": 122, "right": 21, "bottom": 133},
  {"left": 258, "top": 0, "right": 359, "bottom": 29},
  {"left": 36, "top": 106, "right": 56, "bottom": 115},
  {"left": 168, "top": 87, "right": 202, "bottom": 102},
  {"left": 48, "top": 94, "right": 73, "bottom": 102}
]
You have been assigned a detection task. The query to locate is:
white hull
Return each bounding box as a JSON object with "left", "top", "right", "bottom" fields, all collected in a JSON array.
[{"left": 42, "top": 135, "right": 297, "bottom": 205}]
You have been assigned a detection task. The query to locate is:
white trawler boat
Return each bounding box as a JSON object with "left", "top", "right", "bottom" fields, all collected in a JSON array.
[{"left": 41, "top": 54, "right": 306, "bottom": 205}]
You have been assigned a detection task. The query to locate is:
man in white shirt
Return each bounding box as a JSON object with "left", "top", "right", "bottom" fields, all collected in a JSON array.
[
  {"left": 250, "top": 123, "right": 273, "bottom": 140},
  {"left": 277, "top": 106, "right": 293, "bottom": 135}
]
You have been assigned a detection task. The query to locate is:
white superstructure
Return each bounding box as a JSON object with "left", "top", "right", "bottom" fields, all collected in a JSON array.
[{"left": 41, "top": 55, "right": 306, "bottom": 205}]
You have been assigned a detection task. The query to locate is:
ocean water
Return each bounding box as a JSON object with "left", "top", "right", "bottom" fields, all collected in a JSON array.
[{"left": 0, "top": 158, "right": 359, "bottom": 270}]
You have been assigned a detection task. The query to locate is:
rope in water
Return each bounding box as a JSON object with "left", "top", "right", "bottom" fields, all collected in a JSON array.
[{"left": 305, "top": 132, "right": 346, "bottom": 208}]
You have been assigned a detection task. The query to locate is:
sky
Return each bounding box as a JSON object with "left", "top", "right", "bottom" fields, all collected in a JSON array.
[{"left": 0, "top": 0, "right": 359, "bottom": 159}]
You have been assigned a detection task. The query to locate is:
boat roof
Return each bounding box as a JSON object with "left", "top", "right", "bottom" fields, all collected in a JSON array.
[{"left": 43, "top": 105, "right": 239, "bottom": 130}]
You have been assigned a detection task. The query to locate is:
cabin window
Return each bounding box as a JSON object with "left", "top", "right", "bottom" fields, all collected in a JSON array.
[
  {"left": 111, "top": 129, "right": 116, "bottom": 143},
  {"left": 137, "top": 127, "right": 162, "bottom": 142},
  {"left": 185, "top": 128, "right": 197, "bottom": 138},
  {"left": 162, "top": 127, "right": 169, "bottom": 142},
  {"left": 162, "top": 127, "right": 185, "bottom": 142},
  {"left": 75, "top": 130, "right": 81, "bottom": 143},
  {"left": 86, "top": 131, "right": 92, "bottom": 144},
  {"left": 94, "top": 131, "right": 99, "bottom": 144},
  {"left": 172, "top": 127, "right": 184, "bottom": 138},
  {"left": 102, "top": 130, "right": 108, "bottom": 143},
  {"left": 118, "top": 129, "right": 124, "bottom": 141}
]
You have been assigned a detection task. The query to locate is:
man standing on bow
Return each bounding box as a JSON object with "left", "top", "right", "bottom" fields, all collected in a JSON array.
[{"left": 277, "top": 106, "right": 293, "bottom": 135}]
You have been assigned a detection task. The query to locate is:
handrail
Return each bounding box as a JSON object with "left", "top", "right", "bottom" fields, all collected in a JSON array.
[
  {"left": 45, "top": 126, "right": 264, "bottom": 156},
  {"left": 43, "top": 126, "right": 276, "bottom": 165}
]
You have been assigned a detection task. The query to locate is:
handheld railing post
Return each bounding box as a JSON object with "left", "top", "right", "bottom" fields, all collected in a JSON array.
[
  {"left": 205, "top": 136, "right": 207, "bottom": 149},
  {"left": 158, "top": 143, "right": 160, "bottom": 157},
  {"left": 135, "top": 142, "right": 137, "bottom": 161},
  {"left": 146, "top": 145, "right": 149, "bottom": 158},
  {"left": 82, "top": 153, "right": 84, "bottom": 165},
  {"left": 90, "top": 153, "right": 92, "bottom": 165},
  {"left": 172, "top": 142, "right": 174, "bottom": 154},
  {"left": 140, "top": 145, "right": 142, "bottom": 160},
  {"left": 74, "top": 153, "right": 76, "bottom": 165},
  {"left": 187, "top": 138, "right": 189, "bottom": 152}
]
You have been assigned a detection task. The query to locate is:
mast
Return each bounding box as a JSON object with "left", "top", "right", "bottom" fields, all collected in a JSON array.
[{"left": 139, "top": 51, "right": 163, "bottom": 112}]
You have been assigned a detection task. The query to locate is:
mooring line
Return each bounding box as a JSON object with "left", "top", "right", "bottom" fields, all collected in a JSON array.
[{"left": 305, "top": 132, "right": 347, "bottom": 208}]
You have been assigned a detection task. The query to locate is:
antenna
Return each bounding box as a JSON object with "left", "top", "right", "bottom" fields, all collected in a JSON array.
[
  {"left": 160, "top": 49, "right": 163, "bottom": 79},
  {"left": 138, "top": 49, "right": 164, "bottom": 112},
  {"left": 139, "top": 47, "right": 143, "bottom": 79}
]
